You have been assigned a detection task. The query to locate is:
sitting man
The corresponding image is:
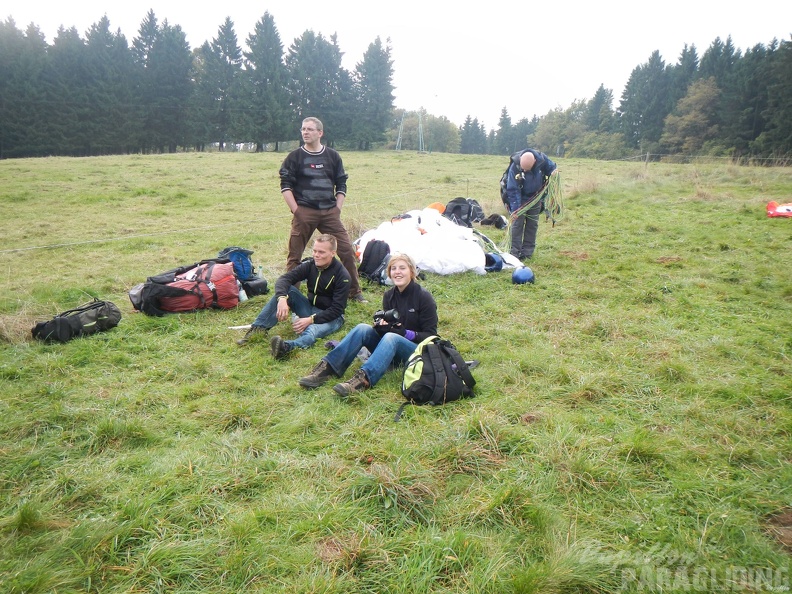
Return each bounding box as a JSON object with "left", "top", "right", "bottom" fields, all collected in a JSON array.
[{"left": 236, "top": 233, "right": 350, "bottom": 360}]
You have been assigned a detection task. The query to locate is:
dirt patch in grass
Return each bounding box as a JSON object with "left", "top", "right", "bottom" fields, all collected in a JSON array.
[
  {"left": 766, "top": 507, "right": 792, "bottom": 553},
  {"left": 519, "top": 412, "right": 543, "bottom": 424},
  {"left": 317, "top": 536, "right": 348, "bottom": 564},
  {"left": 656, "top": 256, "right": 683, "bottom": 264},
  {"left": 559, "top": 250, "right": 589, "bottom": 260}
]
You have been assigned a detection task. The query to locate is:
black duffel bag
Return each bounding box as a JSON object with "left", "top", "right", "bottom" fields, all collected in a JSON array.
[{"left": 32, "top": 298, "right": 122, "bottom": 343}]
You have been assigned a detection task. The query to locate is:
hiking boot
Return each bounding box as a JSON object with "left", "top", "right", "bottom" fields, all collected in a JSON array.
[
  {"left": 351, "top": 293, "right": 369, "bottom": 304},
  {"left": 270, "top": 335, "right": 292, "bottom": 360},
  {"left": 333, "top": 368, "right": 370, "bottom": 398},
  {"left": 236, "top": 326, "right": 267, "bottom": 346},
  {"left": 298, "top": 360, "right": 338, "bottom": 389}
]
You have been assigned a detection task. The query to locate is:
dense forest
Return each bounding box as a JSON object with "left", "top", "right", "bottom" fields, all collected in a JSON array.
[{"left": 1, "top": 10, "right": 790, "bottom": 159}]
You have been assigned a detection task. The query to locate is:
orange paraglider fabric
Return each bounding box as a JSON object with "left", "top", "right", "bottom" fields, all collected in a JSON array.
[{"left": 767, "top": 201, "right": 792, "bottom": 218}]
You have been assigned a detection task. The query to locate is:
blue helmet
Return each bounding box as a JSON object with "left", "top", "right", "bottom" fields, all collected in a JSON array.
[
  {"left": 484, "top": 252, "right": 503, "bottom": 272},
  {"left": 512, "top": 266, "right": 535, "bottom": 284}
]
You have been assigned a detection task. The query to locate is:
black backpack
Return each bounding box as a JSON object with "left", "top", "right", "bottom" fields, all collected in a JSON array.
[
  {"left": 358, "top": 239, "right": 391, "bottom": 285},
  {"left": 31, "top": 298, "right": 122, "bottom": 343},
  {"left": 397, "top": 336, "right": 477, "bottom": 421},
  {"left": 500, "top": 162, "right": 520, "bottom": 211},
  {"left": 443, "top": 197, "right": 485, "bottom": 227}
]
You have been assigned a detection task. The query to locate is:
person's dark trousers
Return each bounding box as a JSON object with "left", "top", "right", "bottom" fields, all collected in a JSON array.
[
  {"left": 287, "top": 205, "right": 362, "bottom": 297},
  {"left": 509, "top": 200, "right": 542, "bottom": 260}
]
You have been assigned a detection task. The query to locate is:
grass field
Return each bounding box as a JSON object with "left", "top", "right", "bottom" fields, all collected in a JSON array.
[{"left": 1, "top": 152, "right": 791, "bottom": 593}]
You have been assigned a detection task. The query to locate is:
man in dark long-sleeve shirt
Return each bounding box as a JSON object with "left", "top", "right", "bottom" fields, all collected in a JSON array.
[
  {"left": 279, "top": 117, "right": 366, "bottom": 303},
  {"left": 236, "top": 234, "right": 349, "bottom": 359}
]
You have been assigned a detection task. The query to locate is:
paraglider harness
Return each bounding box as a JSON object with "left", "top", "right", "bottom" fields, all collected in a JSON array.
[{"left": 500, "top": 160, "right": 562, "bottom": 226}]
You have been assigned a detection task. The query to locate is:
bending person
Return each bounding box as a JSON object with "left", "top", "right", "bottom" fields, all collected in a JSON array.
[
  {"left": 299, "top": 253, "right": 437, "bottom": 397},
  {"left": 236, "top": 234, "right": 350, "bottom": 360},
  {"left": 505, "top": 148, "right": 558, "bottom": 261}
]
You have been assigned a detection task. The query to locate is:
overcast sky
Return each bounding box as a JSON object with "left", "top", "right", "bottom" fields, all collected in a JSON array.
[{"left": 5, "top": 1, "right": 791, "bottom": 130}]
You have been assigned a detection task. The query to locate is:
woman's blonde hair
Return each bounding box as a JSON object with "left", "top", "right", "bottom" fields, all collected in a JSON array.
[{"left": 386, "top": 252, "right": 418, "bottom": 281}]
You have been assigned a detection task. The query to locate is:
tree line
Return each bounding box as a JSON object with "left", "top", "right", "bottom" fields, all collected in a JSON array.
[
  {"left": 1, "top": 10, "right": 790, "bottom": 160},
  {"left": 0, "top": 11, "right": 395, "bottom": 158},
  {"left": 452, "top": 35, "right": 791, "bottom": 160}
]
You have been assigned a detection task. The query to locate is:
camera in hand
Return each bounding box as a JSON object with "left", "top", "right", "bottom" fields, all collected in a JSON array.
[{"left": 373, "top": 309, "right": 400, "bottom": 324}]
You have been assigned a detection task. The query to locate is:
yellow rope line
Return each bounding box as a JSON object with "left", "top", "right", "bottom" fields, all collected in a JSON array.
[{"left": 503, "top": 172, "right": 565, "bottom": 252}]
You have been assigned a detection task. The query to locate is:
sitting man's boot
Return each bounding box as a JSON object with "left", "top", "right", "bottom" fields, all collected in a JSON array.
[
  {"left": 236, "top": 326, "right": 267, "bottom": 346},
  {"left": 298, "top": 360, "right": 338, "bottom": 389},
  {"left": 332, "top": 368, "right": 370, "bottom": 398},
  {"left": 270, "top": 335, "right": 292, "bottom": 360}
]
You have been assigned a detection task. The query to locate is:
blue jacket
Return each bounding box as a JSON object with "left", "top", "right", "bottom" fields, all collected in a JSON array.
[{"left": 505, "top": 149, "right": 557, "bottom": 213}]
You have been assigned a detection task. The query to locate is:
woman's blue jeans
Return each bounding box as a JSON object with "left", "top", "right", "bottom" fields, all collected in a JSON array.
[
  {"left": 323, "top": 323, "right": 417, "bottom": 386},
  {"left": 251, "top": 286, "right": 344, "bottom": 350}
]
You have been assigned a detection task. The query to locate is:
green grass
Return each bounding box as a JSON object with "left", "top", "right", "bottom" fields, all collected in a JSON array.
[{"left": 1, "top": 152, "right": 791, "bottom": 593}]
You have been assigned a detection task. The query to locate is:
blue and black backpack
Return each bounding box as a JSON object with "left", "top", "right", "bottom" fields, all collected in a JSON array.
[{"left": 217, "top": 246, "right": 255, "bottom": 281}]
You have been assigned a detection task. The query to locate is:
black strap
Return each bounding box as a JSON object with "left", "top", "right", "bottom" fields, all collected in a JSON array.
[
  {"left": 437, "top": 341, "right": 476, "bottom": 392},
  {"left": 193, "top": 262, "right": 219, "bottom": 308},
  {"left": 394, "top": 402, "right": 409, "bottom": 422},
  {"left": 425, "top": 344, "right": 449, "bottom": 405},
  {"left": 57, "top": 298, "right": 104, "bottom": 318}
]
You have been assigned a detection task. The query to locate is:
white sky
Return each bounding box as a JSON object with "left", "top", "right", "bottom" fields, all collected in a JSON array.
[{"left": 5, "top": 1, "right": 791, "bottom": 130}]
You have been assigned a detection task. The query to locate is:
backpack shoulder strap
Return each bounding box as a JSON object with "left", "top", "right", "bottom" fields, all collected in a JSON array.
[
  {"left": 394, "top": 401, "right": 410, "bottom": 422},
  {"left": 193, "top": 262, "right": 220, "bottom": 308},
  {"left": 395, "top": 345, "right": 448, "bottom": 418},
  {"left": 424, "top": 343, "right": 450, "bottom": 405},
  {"left": 57, "top": 298, "right": 104, "bottom": 318},
  {"left": 438, "top": 341, "right": 476, "bottom": 391}
]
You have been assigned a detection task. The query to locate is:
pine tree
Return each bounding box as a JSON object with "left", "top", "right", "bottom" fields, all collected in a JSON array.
[
  {"left": 83, "top": 16, "right": 136, "bottom": 155},
  {"left": 459, "top": 116, "right": 487, "bottom": 154},
  {"left": 46, "top": 26, "right": 88, "bottom": 155},
  {"left": 285, "top": 30, "right": 350, "bottom": 143},
  {"left": 718, "top": 42, "right": 772, "bottom": 155},
  {"left": 513, "top": 117, "right": 538, "bottom": 151},
  {"left": 495, "top": 107, "right": 515, "bottom": 155},
  {"left": 755, "top": 38, "right": 792, "bottom": 156},
  {"left": 351, "top": 36, "right": 395, "bottom": 150},
  {"left": 19, "top": 24, "right": 50, "bottom": 156},
  {"left": 193, "top": 17, "right": 243, "bottom": 150},
  {"left": 146, "top": 21, "right": 193, "bottom": 152},
  {"left": 699, "top": 36, "right": 739, "bottom": 85},
  {"left": 132, "top": 11, "right": 160, "bottom": 152},
  {"left": 585, "top": 84, "right": 615, "bottom": 132},
  {"left": 667, "top": 44, "right": 699, "bottom": 109},
  {"left": 617, "top": 50, "right": 672, "bottom": 152},
  {"left": 0, "top": 19, "right": 49, "bottom": 157},
  {"left": 240, "top": 11, "right": 291, "bottom": 152}
]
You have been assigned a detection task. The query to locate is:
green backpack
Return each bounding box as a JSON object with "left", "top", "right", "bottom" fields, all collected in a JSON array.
[{"left": 397, "top": 336, "right": 477, "bottom": 420}]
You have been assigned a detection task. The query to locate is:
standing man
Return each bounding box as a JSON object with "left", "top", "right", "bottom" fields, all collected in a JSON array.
[
  {"left": 279, "top": 117, "right": 367, "bottom": 303},
  {"left": 236, "top": 234, "right": 350, "bottom": 360},
  {"left": 504, "top": 148, "right": 558, "bottom": 261}
]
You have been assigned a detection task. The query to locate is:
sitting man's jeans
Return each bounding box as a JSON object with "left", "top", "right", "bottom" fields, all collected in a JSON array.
[
  {"left": 252, "top": 286, "right": 344, "bottom": 350},
  {"left": 323, "top": 323, "right": 417, "bottom": 386}
]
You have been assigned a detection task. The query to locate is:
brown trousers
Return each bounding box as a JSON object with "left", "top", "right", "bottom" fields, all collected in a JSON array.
[{"left": 287, "top": 206, "right": 362, "bottom": 297}]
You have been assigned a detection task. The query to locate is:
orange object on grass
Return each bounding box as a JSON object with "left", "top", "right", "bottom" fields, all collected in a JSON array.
[
  {"left": 767, "top": 201, "right": 792, "bottom": 218},
  {"left": 427, "top": 202, "right": 446, "bottom": 214}
]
